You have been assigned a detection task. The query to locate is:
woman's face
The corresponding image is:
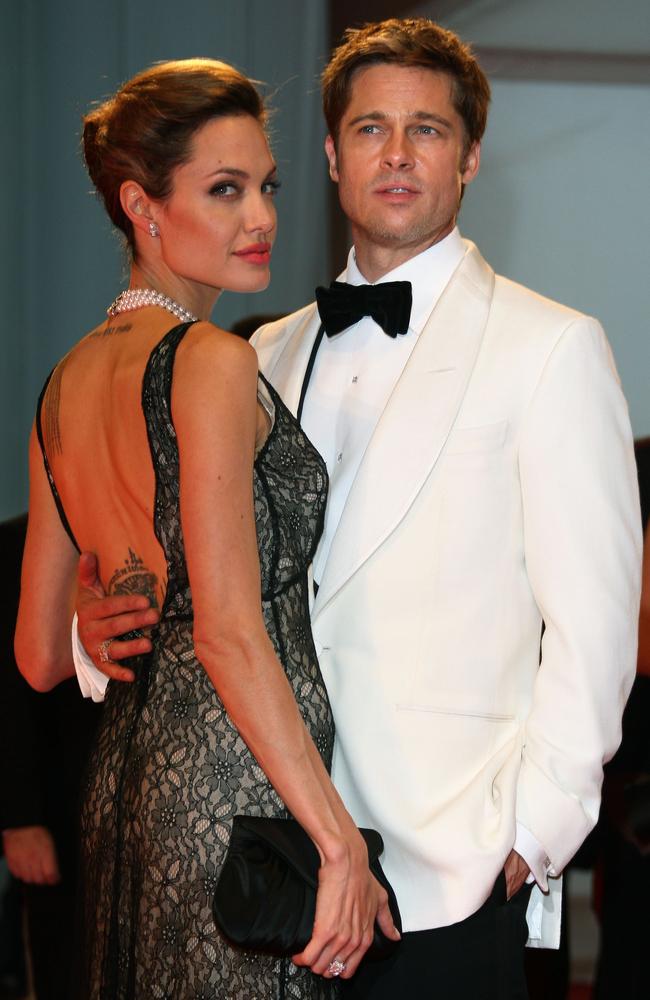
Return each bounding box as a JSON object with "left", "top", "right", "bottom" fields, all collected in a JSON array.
[{"left": 155, "top": 114, "right": 278, "bottom": 295}]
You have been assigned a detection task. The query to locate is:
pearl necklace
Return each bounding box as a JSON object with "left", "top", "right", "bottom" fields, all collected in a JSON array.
[{"left": 107, "top": 288, "right": 199, "bottom": 323}]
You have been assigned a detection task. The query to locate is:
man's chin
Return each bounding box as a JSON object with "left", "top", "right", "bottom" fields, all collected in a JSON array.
[{"left": 363, "top": 224, "right": 437, "bottom": 252}]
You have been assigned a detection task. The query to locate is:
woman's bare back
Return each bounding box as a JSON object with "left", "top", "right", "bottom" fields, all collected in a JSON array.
[
  {"left": 39, "top": 312, "right": 271, "bottom": 613},
  {"left": 40, "top": 313, "right": 173, "bottom": 609}
]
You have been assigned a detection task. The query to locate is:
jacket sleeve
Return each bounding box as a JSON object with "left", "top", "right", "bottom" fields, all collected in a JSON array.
[
  {"left": 515, "top": 316, "right": 642, "bottom": 874},
  {"left": 0, "top": 516, "right": 47, "bottom": 831},
  {"left": 0, "top": 661, "right": 48, "bottom": 830}
]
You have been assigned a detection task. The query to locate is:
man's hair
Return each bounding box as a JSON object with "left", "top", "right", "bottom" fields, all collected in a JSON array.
[{"left": 322, "top": 18, "right": 490, "bottom": 151}]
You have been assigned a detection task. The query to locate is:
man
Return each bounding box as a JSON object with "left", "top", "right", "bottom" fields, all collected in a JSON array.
[{"left": 73, "top": 19, "right": 642, "bottom": 998}]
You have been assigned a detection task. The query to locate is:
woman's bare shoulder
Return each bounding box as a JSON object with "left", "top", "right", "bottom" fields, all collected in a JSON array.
[
  {"left": 46, "top": 322, "right": 103, "bottom": 370},
  {"left": 43, "top": 318, "right": 125, "bottom": 383},
  {"left": 175, "top": 321, "right": 258, "bottom": 379},
  {"left": 171, "top": 323, "right": 260, "bottom": 426}
]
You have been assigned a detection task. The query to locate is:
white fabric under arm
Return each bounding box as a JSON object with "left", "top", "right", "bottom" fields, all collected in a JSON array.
[{"left": 71, "top": 613, "right": 108, "bottom": 703}]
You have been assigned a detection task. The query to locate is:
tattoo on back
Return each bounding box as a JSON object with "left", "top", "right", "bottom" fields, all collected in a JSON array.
[
  {"left": 102, "top": 322, "right": 133, "bottom": 337},
  {"left": 42, "top": 355, "right": 70, "bottom": 457},
  {"left": 41, "top": 321, "right": 133, "bottom": 455},
  {"left": 88, "top": 321, "right": 133, "bottom": 339},
  {"left": 108, "top": 548, "right": 160, "bottom": 609}
]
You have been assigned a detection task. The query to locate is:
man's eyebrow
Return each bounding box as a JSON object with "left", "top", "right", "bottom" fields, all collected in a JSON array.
[
  {"left": 346, "top": 110, "right": 453, "bottom": 129},
  {"left": 412, "top": 110, "right": 453, "bottom": 128}
]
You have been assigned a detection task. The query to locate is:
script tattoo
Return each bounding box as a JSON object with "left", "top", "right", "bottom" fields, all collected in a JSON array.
[
  {"left": 102, "top": 321, "right": 132, "bottom": 337},
  {"left": 41, "top": 355, "right": 70, "bottom": 457},
  {"left": 108, "top": 548, "right": 160, "bottom": 609},
  {"left": 88, "top": 320, "right": 133, "bottom": 339}
]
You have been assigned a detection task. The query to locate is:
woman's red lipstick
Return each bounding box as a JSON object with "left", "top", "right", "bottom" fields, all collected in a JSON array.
[{"left": 234, "top": 242, "right": 272, "bottom": 265}]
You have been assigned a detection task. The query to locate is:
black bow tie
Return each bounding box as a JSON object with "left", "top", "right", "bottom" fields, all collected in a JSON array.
[{"left": 315, "top": 280, "right": 412, "bottom": 338}]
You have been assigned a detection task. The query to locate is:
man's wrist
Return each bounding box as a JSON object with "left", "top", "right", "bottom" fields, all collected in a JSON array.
[{"left": 514, "top": 822, "right": 555, "bottom": 891}]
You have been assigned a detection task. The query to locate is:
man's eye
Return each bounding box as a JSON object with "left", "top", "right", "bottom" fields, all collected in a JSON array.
[
  {"left": 360, "top": 125, "right": 381, "bottom": 134},
  {"left": 415, "top": 125, "right": 438, "bottom": 135}
]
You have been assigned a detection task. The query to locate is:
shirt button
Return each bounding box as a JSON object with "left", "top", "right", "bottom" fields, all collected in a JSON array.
[
  {"left": 337, "top": 452, "right": 343, "bottom": 463},
  {"left": 352, "top": 375, "right": 358, "bottom": 383}
]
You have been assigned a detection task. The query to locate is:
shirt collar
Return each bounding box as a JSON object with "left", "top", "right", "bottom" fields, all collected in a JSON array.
[{"left": 342, "top": 227, "right": 466, "bottom": 335}]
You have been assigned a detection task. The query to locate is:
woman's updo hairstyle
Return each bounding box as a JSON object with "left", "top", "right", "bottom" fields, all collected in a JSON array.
[{"left": 83, "top": 58, "right": 265, "bottom": 252}]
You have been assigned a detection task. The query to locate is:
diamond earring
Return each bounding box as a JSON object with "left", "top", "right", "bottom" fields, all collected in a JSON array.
[{"left": 149, "top": 221, "right": 160, "bottom": 238}]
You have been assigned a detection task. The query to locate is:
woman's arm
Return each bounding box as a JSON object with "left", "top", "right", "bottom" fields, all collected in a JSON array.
[
  {"left": 173, "top": 325, "right": 398, "bottom": 977},
  {"left": 15, "top": 428, "right": 78, "bottom": 690}
]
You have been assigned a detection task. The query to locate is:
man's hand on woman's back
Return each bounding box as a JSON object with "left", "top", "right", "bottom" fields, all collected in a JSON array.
[{"left": 76, "top": 551, "right": 159, "bottom": 682}]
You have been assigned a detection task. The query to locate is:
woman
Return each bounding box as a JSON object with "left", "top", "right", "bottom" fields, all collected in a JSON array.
[{"left": 15, "top": 59, "right": 397, "bottom": 999}]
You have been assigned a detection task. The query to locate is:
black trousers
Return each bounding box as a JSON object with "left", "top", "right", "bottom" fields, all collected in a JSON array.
[
  {"left": 24, "top": 880, "right": 77, "bottom": 1000},
  {"left": 594, "top": 820, "right": 650, "bottom": 999},
  {"left": 342, "top": 874, "right": 532, "bottom": 1000}
]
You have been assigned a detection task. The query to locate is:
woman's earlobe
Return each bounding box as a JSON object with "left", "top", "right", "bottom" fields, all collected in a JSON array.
[{"left": 120, "top": 181, "right": 156, "bottom": 233}]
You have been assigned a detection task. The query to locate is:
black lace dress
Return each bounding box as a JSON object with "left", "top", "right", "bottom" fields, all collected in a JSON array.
[{"left": 39, "top": 323, "right": 336, "bottom": 999}]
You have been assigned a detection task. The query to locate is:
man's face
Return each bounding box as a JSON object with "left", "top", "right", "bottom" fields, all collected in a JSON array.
[{"left": 325, "top": 63, "right": 480, "bottom": 276}]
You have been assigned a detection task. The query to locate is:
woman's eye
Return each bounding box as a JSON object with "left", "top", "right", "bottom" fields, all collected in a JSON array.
[
  {"left": 209, "top": 183, "right": 239, "bottom": 197},
  {"left": 262, "top": 179, "right": 281, "bottom": 196}
]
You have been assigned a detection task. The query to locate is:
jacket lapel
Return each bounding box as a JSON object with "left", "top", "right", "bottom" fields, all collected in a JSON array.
[{"left": 313, "top": 242, "right": 495, "bottom": 619}]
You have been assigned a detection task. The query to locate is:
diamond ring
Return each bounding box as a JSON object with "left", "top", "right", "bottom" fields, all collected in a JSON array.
[
  {"left": 98, "top": 639, "right": 113, "bottom": 664},
  {"left": 327, "top": 958, "right": 346, "bottom": 977}
]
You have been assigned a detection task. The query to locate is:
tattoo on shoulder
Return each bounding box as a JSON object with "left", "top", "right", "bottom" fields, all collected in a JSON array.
[
  {"left": 108, "top": 548, "right": 160, "bottom": 608},
  {"left": 41, "top": 355, "right": 70, "bottom": 457}
]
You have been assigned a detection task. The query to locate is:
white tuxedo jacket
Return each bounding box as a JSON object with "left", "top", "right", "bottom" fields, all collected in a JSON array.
[{"left": 251, "top": 241, "right": 642, "bottom": 943}]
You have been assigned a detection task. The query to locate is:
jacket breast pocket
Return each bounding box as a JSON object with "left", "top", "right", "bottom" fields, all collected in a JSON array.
[{"left": 444, "top": 419, "right": 507, "bottom": 456}]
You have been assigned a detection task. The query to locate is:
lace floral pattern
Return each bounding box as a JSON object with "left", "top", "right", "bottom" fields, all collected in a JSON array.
[{"left": 76, "top": 323, "right": 335, "bottom": 999}]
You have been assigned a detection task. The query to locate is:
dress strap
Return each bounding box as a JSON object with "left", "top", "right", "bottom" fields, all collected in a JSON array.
[
  {"left": 141, "top": 321, "right": 196, "bottom": 620},
  {"left": 36, "top": 371, "right": 80, "bottom": 552}
]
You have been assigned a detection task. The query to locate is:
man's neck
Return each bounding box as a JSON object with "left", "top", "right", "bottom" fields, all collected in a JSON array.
[{"left": 352, "top": 221, "right": 456, "bottom": 283}]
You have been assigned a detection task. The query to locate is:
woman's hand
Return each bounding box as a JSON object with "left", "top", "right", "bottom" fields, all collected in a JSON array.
[{"left": 292, "top": 830, "right": 400, "bottom": 979}]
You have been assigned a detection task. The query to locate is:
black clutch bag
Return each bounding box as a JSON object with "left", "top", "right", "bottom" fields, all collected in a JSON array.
[{"left": 212, "top": 815, "right": 402, "bottom": 959}]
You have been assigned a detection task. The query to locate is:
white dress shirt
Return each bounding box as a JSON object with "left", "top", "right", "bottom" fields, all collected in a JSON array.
[{"left": 305, "top": 228, "right": 465, "bottom": 584}]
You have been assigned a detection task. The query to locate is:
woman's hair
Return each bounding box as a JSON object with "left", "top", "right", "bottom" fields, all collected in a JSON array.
[
  {"left": 82, "top": 58, "right": 265, "bottom": 252},
  {"left": 322, "top": 19, "right": 490, "bottom": 154}
]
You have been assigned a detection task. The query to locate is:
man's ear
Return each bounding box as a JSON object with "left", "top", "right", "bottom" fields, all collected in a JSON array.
[
  {"left": 324, "top": 135, "right": 339, "bottom": 183},
  {"left": 461, "top": 142, "right": 481, "bottom": 186},
  {"left": 119, "top": 181, "right": 158, "bottom": 236}
]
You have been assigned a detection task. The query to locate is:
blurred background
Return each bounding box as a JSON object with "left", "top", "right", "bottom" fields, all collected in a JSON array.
[
  {"left": 1, "top": 0, "right": 648, "bottom": 520},
  {"left": 0, "top": 3, "right": 648, "bottom": 998}
]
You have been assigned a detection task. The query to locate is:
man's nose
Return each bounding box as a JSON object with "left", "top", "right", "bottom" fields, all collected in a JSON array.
[{"left": 381, "top": 132, "right": 415, "bottom": 171}]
